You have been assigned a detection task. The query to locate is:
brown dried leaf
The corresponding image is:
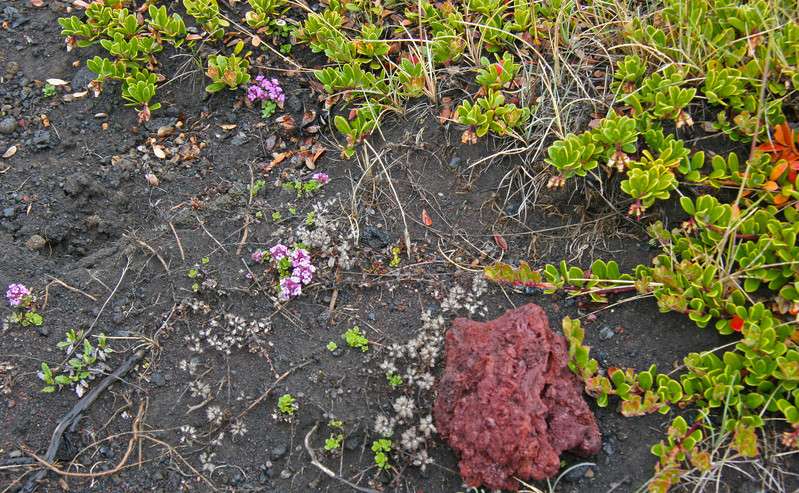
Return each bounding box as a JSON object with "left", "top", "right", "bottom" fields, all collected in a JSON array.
[
  {"left": 587, "top": 118, "right": 602, "bottom": 129},
  {"left": 272, "top": 151, "right": 290, "bottom": 164},
  {"left": 251, "top": 35, "right": 261, "bottom": 47},
  {"left": 493, "top": 231, "right": 508, "bottom": 251},
  {"left": 305, "top": 156, "right": 315, "bottom": 170},
  {"left": 2, "top": 146, "right": 17, "bottom": 158},
  {"left": 218, "top": 124, "right": 237, "bottom": 130},
  {"left": 152, "top": 145, "right": 166, "bottom": 159},
  {"left": 145, "top": 173, "right": 159, "bottom": 187},
  {"left": 301, "top": 110, "right": 316, "bottom": 127},
  {"left": 422, "top": 209, "right": 432, "bottom": 226},
  {"left": 157, "top": 125, "right": 175, "bottom": 136},
  {"left": 438, "top": 106, "right": 452, "bottom": 124},
  {"left": 46, "top": 78, "right": 68, "bottom": 86}
]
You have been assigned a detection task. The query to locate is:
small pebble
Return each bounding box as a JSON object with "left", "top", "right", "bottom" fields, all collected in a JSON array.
[
  {"left": 25, "top": 235, "right": 46, "bottom": 251},
  {"left": 598, "top": 326, "right": 615, "bottom": 341}
]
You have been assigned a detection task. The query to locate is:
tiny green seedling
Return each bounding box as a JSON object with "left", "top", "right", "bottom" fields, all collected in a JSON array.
[
  {"left": 11, "top": 312, "right": 43, "bottom": 326},
  {"left": 249, "top": 179, "right": 266, "bottom": 195},
  {"left": 278, "top": 393, "right": 297, "bottom": 415},
  {"left": 371, "top": 439, "right": 392, "bottom": 469},
  {"left": 42, "top": 84, "right": 57, "bottom": 97},
  {"left": 389, "top": 247, "right": 401, "bottom": 268},
  {"left": 342, "top": 326, "right": 369, "bottom": 352},
  {"left": 272, "top": 211, "right": 282, "bottom": 221},
  {"left": 327, "top": 341, "right": 338, "bottom": 351},
  {"left": 386, "top": 373, "right": 403, "bottom": 387},
  {"left": 325, "top": 434, "right": 343, "bottom": 450}
]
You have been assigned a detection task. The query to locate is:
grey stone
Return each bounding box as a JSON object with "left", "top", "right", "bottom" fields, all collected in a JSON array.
[
  {"left": 562, "top": 464, "right": 591, "bottom": 483},
  {"left": 271, "top": 443, "right": 288, "bottom": 460},
  {"left": 230, "top": 132, "right": 248, "bottom": 146},
  {"left": 343, "top": 435, "right": 359, "bottom": 451},
  {"left": 32, "top": 130, "right": 58, "bottom": 150},
  {"left": 359, "top": 225, "right": 390, "bottom": 249},
  {"left": 448, "top": 156, "right": 461, "bottom": 169},
  {"left": 285, "top": 94, "right": 302, "bottom": 113},
  {"left": 0, "top": 117, "right": 17, "bottom": 135},
  {"left": 5, "top": 62, "right": 19, "bottom": 77},
  {"left": 598, "top": 326, "right": 615, "bottom": 341},
  {"left": 71, "top": 66, "right": 96, "bottom": 91},
  {"left": 150, "top": 373, "right": 166, "bottom": 387}
]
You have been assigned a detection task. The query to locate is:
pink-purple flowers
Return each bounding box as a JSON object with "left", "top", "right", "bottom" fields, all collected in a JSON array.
[
  {"left": 248, "top": 75, "right": 285, "bottom": 103},
  {"left": 252, "top": 244, "right": 316, "bottom": 301},
  {"left": 312, "top": 172, "right": 329, "bottom": 185},
  {"left": 6, "top": 283, "right": 31, "bottom": 306}
]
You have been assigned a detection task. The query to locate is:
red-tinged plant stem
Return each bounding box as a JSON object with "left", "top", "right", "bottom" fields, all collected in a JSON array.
[{"left": 701, "top": 223, "right": 759, "bottom": 240}]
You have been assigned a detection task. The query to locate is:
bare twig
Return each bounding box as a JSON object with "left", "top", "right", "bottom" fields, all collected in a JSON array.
[
  {"left": 196, "top": 216, "right": 228, "bottom": 253},
  {"left": 41, "top": 279, "right": 98, "bottom": 311},
  {"left": 169, "top": 221, "right": 185, "bottom": 262},
  {"left": 125, "top": 235, "right": 170, "bottom": 274}
]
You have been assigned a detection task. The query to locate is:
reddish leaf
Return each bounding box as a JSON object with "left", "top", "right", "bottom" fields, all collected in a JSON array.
[
  {"left": 301, "top": 110, "right": 316, "bottom": 127},
  {"left": 421, "top": 209, "right": 432, "bottom": 226},
  {"left": 770, "top": 161, "right": 788, "bottom": 181},
  {"left": 730, "top": 316, "right": 744, "bottom": 332},
  {"left": 493, "top": 231, "right": 508, "bottom": 251}
]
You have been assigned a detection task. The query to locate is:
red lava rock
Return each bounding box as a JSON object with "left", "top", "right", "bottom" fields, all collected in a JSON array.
[{"left": 434, "top": 303, "right": 601, "bottom": 491}]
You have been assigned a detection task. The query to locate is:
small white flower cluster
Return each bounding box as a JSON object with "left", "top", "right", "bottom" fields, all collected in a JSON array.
[
  {"left": 188, "top": 379, "right": 212, "bottom": 399},
  {"left": 179, "top": 425, "right": 198, "bottom": 445},
  {"left": 412, "top": 448, "right": 434, "bottom": 471},
  {"left": 373, "top": 309, "right": 447, "bottom": 471},
  {"left": 209, "top": 431, "right": 225, "bottom": 447},
  {"left": 393, "top": 395, "right": 416, "bottom": 419},
  {"left": 206, "top": 405, "right": 224, "bottom": 426},
  {"left": 374, "top": 414, "right": 397, "bottom": 438},
  {"left": 294, "top": 198, "right": 357, "bottom": 270},
  {"left": 200, "top": 452, "right": 216, "bottom": 473},
  {"left": 0, "top": 361, "right": 15, "bottom": 395},
  {"left": 230, "top": 419, "right": 248, "bottom": 438},
  {"left": 384, "top": 310, "right": 445, "bottom": 391},
  {"left": 185, "top": 312, "right": 270, "bottom": 355},
  {"left": 178, "top": 358, "right": 199, "bottom": 375},
  {"left": 439, "top": 275, "right": 488, "bottom": 316}
]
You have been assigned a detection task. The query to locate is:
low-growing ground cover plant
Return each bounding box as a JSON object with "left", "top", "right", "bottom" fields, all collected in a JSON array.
[
  {"left": 5, "top": 283, "right": 42, "bottom": 327},
  {"left": 38, "top": 330, "right": 113, "bottom": 397},
  {"left": 252, "top": 243, "right": 317, "bottom": 300}
]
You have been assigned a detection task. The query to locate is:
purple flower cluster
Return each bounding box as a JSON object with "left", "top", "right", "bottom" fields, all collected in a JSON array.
[
  {"left": 311, "top": 172, "right": 329, "bottom": 185},
  {"left": 251, "top": 250, "right": 266, "bottom": 263},
  {"left": 248, "top": 75, "right": 285, "bottom": 103},
  {"left": 6, "top": 284, "right": 30, "bottom": 306},
  {"left": 270, "top": 243, "right": 316, "bottom": 301}
]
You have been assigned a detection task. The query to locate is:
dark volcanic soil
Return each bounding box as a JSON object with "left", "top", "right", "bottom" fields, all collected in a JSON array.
[{"left": 0, "top": 2, "right": 797, "bottom": 493}]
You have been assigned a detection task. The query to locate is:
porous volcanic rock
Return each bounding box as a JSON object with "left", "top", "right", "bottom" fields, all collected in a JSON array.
[{"left": 434, "top": 303, "right": 601, "bottom": 491}]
